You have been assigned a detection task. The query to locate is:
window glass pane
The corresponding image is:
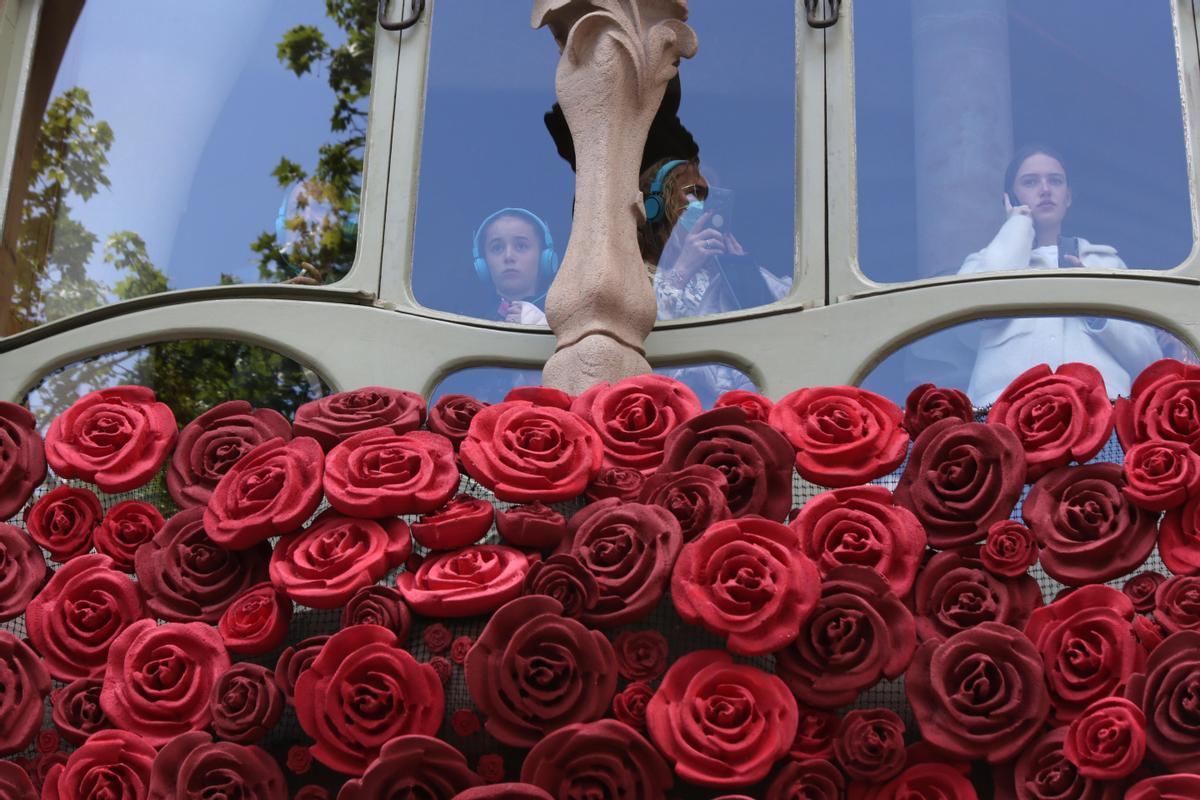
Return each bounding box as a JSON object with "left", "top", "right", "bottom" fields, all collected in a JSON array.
[
  {"left": 855, "top": 1, "right": 1191, "bottom": 283},
  {"left": 412, "top": 2, "right": 794, "bottom": 323},
  {"left": 4, "top": 1, "right": 371, "bottom": 335}
]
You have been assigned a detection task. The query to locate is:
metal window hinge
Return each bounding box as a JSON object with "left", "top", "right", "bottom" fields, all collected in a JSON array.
[
  {"left": 805, "top": 0, "right": 841, "bottom": 29},
  {"left": 378, "top": 0, "right": 425, "bottom": 32}
]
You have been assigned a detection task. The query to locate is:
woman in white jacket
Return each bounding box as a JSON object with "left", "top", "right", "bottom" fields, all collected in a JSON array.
[{"left": 959, "top": 144, "right": 1162, "bottom": 405}]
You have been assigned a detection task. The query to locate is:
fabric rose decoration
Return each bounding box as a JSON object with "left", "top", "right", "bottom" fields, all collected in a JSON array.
[
  {"left": 93, "top": 500, "right": 164, "bottom": 572},
  {"left": 0, "top": 401, "right": 45, "bottom": 520},
  {"left": 613, "top": 681, "right": 654, "bottom": 730},
  {"left": 1063, "top": 697, "right": 1145, "bottom": 780},
  {"left": 294, "top": 386, "right": 425, "bottom": 450},
  {"left": 338, "top": 736, "right": 483, "bottom": 799},
  {"left": 1123, "top": 439, "right": 1200, "bottom": 511},
  {"left": 586, "top": 466, "right": 646, "bottom": 502},
  {"left": 506, "top": 385, "right": 573, "bottom": 408},
  {"left": 0, "top": 522, "right": 47, "bottom": 622},
  {"left": 341, "top": 585, "right": 411, "bottom": 639},
  {"left": 25, "top": 485, "right": 102, "bottom": 562},
  {"left": 411, "top": 493, "right": 494, "bottom": 549},
  {"left": 273, "top": 634, "right": 328, "bottom": 705},
  {"left": 210, "top": 662, "right": 284, "bottom": 744},
  {"left": 523, "top": 554, "right": 599, "bottom": 619},
  {"left": 496, "top": 502, "right": 568, "bottom": 549},
  {"left": 427, "top": 393, "right": 489, "bottom": 446},
  {"left": 912, "top": 546, "right": 1042, "bottom": 642},
  {"left": 570, "top": 374, "right": 702, "bottom": 472},
  {"left": 0, "top": 762, "right": 35, "bottom": 800},
  {"left": 980, "top": 519, "right": 1038, "bottom": 577},
  {"left": 218, "top": 582, "right": 293, "bottom": 654},
  {"left": 866, "top": 762, "right": 978, "bottom": 800},
  {"left": 765, "top": 758, "right": 843, "bottom": 800},
  {"left": 521, "top": 720, "right": 673, "bottom": 800},
  {"left": 466, "top": 595, "right": 617, "bottom": 746},
  {"left": 325, "top": 428, "right": 459, "bottom": 517},
  {"left": 1005, "top": 727, "right": 1120, "bottom": 800},
  {"left": 647, "top": 650, "right": 798, "bottom": 787},
  {"left": 770, "top": 385, "right": 907, "bottom": 487},
  {"left": 714, "top": 389, "right": 774, "bottom": 423},
  {"left": 41, "top": 730, "right": 156, "bottom": 800},
  {"left": 902, "top": 383, "right": 972, "bottom": 438},
  {"left": 833, "top": 708, "right": 906, "bottom": 783},
  {"left": 1127, "top": 630, "right": 1200, "bottom": 772},
  {"left": 790, "top": 707, "right": 839, "bottom": 760},
  {"left": 614, "top": 630, "right": 669, "bottom": 681},
  {"left": 639, "top": 464, "right": 731, "bottom": 541},
  {"left": 397, "top": 545, "right": 534, "bottom": 617},
  {"left": 294, "top": 625, "right": 444, "bottom": 775},
  {"left": 148, "top": 731, "right": 286, "bottom": 800},
  {"left": 1124, "top": 570, "right": 1167, "bottom": 613},
  {"left": 461, "top": 400, "right": 602, "bottom": 502},
  {"left": 52, "top": 678, "right": 110, "bottom": 745},
  {"left": 455, "top": 786, "right": 554, "bottom": 800},
  {"left": 1158, "top": 495, "right": 1200, "bottom": 576},
  {"left": 45, "top": 385, "right": 177, "bottom": 493},
  {"left": 0, "top": 630, "right": 51, "bottom": 756},
  {"left": 1126, "top": 774, "right": 1200, "bottom": 800},
  {"left": 1154, "top": 574, "right": 1200, "bottom": 633},
  {"left": 1115, "top": 358, "right": 1200, "bottom": 452}
]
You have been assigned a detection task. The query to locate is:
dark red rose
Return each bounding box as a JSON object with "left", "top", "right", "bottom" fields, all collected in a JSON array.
[
  {"left": 37, "top": 729, "right": 58, "bottom": 754},
  {"left": 461, "top": 401, "right": 602, "bottom": 503},
  {"left": 0, "top": 402, "right": 45, "bottom": 521},
  {"left": 672, "top": 516, "right": 818, "bottom": 656},
  {"left": 270, "top": 510, "right": 411, "bottom": 609},
  {"left": 776, "top": 565, "right": 916, "bottom": 709},
  {"left": 428, "top": 394, "right": 490, "bottom": 447},
  {"left": 135, "top": 506, "right": 271, "bottom": 624},
  {"left": 341, "top": 585, "right": 412, "bottom": 640},
  {"left": 0, "top": 762, "right": 35, "bottom": 800},
  {"left": 613, "top": 681, "right": 654, "bottom": 730},
  {"left": 1024, "top": 585, "right": 1144, "bottom": 722},
  {"left": 1116, "top": 358, "right": 1200, "bottom": 452},
  {"left": 903, "top": 383, "right": 973, "bottom": 438},
  {"left": 412, "top": 493, "right": 495, "bottom": 550},
  {"left": 451, "top": 708, "right": 480, "bottom": 736},
  {"left": 613, "top": 630, "right": 669, "bottom": 681},
  {"left": 496, "top": 502, "right": 568, "bottom": 549},
  {"left": 397, "top": 545, "right": 535, "bottom": 617},
  {"left": 25, "top": 485, "right": 101, "bottom": 562},
  {"left": 1133, "top": 615, "right": 1167, "bottom": 655},
  {"left": 26, "top": 553, "right": 147, "bottom": 681},
  {"left": 1154, "top": 574, "right": 1200, "bottom": 633},
  {"left": 570, "top": 374, "right": 702, "bottom": 473},
  {"left": 429, "top": 656, "right": 452, "bottom": 684},
  {"left": 0, "top": 522, "right": 47, "bottom": 622},
  {"left": 505, "top": 385, "right": 573, "bottom": 409},
  {"left": 424, "top": 623, "right": 452, "bottom": 653},
  {"left": 1124, "top": 571, "right": 1167, "bottom": 613},
  {"left": 92, "top": 500, "right": 163, "bottom": 572},
  {"left": 1023, "top": 462, "right": 1156, "bottom": 585},
  {"left": 0, "top": 631, "right": 51, "bottom": 756},
  {"left": 466, "top": 595, "right": 617, "bottom": 747},
  {"left": 789, "top": 707, "right": 839, "bottom": 760},
  {"left": 893, "top": 418, "right": 1026, "bottom": 549},
  {"left": 770, "top": 385, "right": 908, "bottom": 488},
  {"left": 557, "top": 498, "right": 683, "bottom": 628},
  {"left": 148, "top": 731, "right": 286, "bottom": 800},
  {"left": 338, "top": 736, "right": 482, "bottom": 799},
  {"left": 1008, "top": 727, "right": 1123, "bottom": 800},
  {"left": 523, "top": 554, "right": 599, "bottom": 618},
  {"left": 1126, "top": 774, "right": 1200, "bottom": 800},
  {"left": 44, "top": 385, "right": 177, "bottom": 493},
  {"left": 167, "top": 400, "right": 292, "bottom": 509},
  {"left": 51, "top": 678, "right": 110, "bottom": 745},
  {"left": 325, "top": 428, "right": 459, "bottom": 517},
  {"left": 1123, "top": 439, "right": 1200, "bottom": 511},
  {"left": 660, "top": 406, "right": 794, "bottom": 520},
  {"left": 40, "top": 730, "right": 155, "bottom": 800},
  {"left": 638, "top": 464, "right": 730, "bottom": 541},
  {"left": 987, "top": 362, "right": 1113, "bottom": 481},
  {"left": 766, "top": 758, "right": 844, "bottom": 800},
  {"left": 980, "top": 519, "right": 1038, "bottom": 577},
  {"left": 476, "top": 754, "right": 505, "bottom": 783},
  {"left": 450, "top": 635, "right": 472, "bottom": 664},
  {"left": 833, "top": 709, "right": 906, "bottom": 783},
  {"left": 714, "top": 389, "right": 774, "bottom": 423},
  {"left": 295, "top": 626, "right": 443, "bottom": 775},
  {"left": 521, "top": 720, "right": 673, "bottom": 800},
  {"left": 912, "top": 546, "right": 1043, "bottom": 642},
  {"left": 790, "top": 485, "right": 926, "bottom": 596},
  {"left": 218, "top": 582, "right": 292, "bottom": 655},
  {"left": 1158, "top": 494, "right": 1200, "bottom": 575},
  {"left": 456, "top": 785, "right": 554, "bottom": 800},
  {"left": 293, "top": 786, "right": 327, "bottom": 800},
  {"left": 273, "top": 634, "right": 328, "bottom": 705},
  {"left": 906, "top": 621, "right": 1049, "bottom": 764},
  {"left": 1063, "top": 697, "right": 1146, "bottom": 780},
  {"left": 1127, "top": 630, "right": 1200, "bottom": 772},
  {"left": 293, "top": 386, "right": 425, "bottom": 451},
  {"left": 204, "top": 436, "right": 324, "bottom": 550},
  {"left": 210, "top": 662, "right": 284, "bottom": 744},
  {"left": 869, "top": 762, "right": 978, "bottom": 800},
  {"left": 586, "top": 466, "right": 646, "bottom": 502}
]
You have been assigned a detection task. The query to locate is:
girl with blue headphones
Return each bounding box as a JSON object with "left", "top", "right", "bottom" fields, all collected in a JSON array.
[{"left": 472, "top": 208, "right": 559, "bottom": 324}]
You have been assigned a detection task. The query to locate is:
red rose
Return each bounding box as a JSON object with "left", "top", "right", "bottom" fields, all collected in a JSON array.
[
  {"left": 40, "top": 730, "right": 155, "bottom": 800},
  {"left": 0, "top": 762, "right": 35, "bottom": 800},
  {"left": 496, "top": 502, "right": 568, "bottom": 549},
  {"left": 466, "top": 595, "right": 617, "bottom": 747},
  {"left": 613, "top": 630, "right": 669, "bottom": 681},
  {"left": 980, "top": 519, "right": 1038, "bottom": 577},
  {"left": 1116, "top": 358, "right": 1200, "bottom": 451},
  {"left": 288, "top": 745, "right": 313, "bottom": 774},
  {"left": 218, "top": 582, "right": 293, "bottom": 655},
  {"left": 638, "top": 464, "right": 730, "bottom": 541},
  {"left": 412, "top": 493, "right": 494, "bottom": 550},
  {"left": 210, "top": 662, "right": 284, "bottom": 744},
  {"left": 570, "top": 374, "right": 702, "bottom": 473},
  {"left": 1023, "top": 462, "right": 1156, "bottom": 585},
  {"left": 295, "top": 626, "right": 443, "bottom": 775},
  {"left": 424, "top": 623, "right": 452, "bottom": 653},
  {"left": 1024, "top": 585, "right": 1144, "bottom": 722},
  {"left": 450, "top": 635, "right": 472, "bottom": 664},
  {"left": 660, "top": 406, "right": 794, "bottom": 520},
  {"left": 893, "top": 418, "right": 1026, "bottom": 549},
  {"left": 397, "top": 545, "right": 535, "bottom": 617},
  {"left": 833, "top": 709, "right": 906, "bottom": 783},
  {"left": 477, "top": 754, "right": 506, "bottom": 783},
  {"left": 557, "top": 499, "right": 683, "bottom": 628},
  {"left": 1134, "top": 615, "right": 1167, "bottom": 654},
  {"left": 906, "top": 622, "right": 1049, "bottom": 764},
  {"left": 461, "top": 400, "right": 602, "bottom": 503},
  {"left": 505, "top": 385, "right": 573, "bottom": 409},
  {"left": 166, "top": 400, "right": 292, "bottom": 509},
  {"left": 51, "top": 678, "right": 110, "bottom": 745},
  {"left": 338, "top": 736, "right": 482, "bottom": 799},
  {"left": 293, "top": 786, "right": 327, "bottom": 800},
  {"left": 789, "top": 485, "right": 926, "bottom": 596},
  {"left": 341, "top": 585, "right": 412, "bottom": 641},
  {"left": 0, "top": 402, "right": 45, "bottom": 521},
  {"left": 1154, "top": 574, "right": 1200, "bottom": 633},
  {"left": 325, "top": 428, "right": 459, "bottom": 517},
  {"left": 135, "top": 506, "right": 271, "bottom": 623},
  {"left": 585, "top": 466, "right": 646, "bottom": 502},
  {"left": 270, "top": 510, "right": 411, "bottom": 609},
  {"left": 44, "top": 385, "right": 177, "bottom": 493},
  {"left": 1007, "top": 727, "right": 1122, "bottom": 800},
  {"left": 790, "top": 707, "right": 839, "bottom": 760},
  {"left": 36, "top": 729, "right": 58, "bottom": 754},
  {"left": 25, "top": 485, "right": 101, "bottom": 562},
  {"left": 1124, "top": 571, "right": 1167, "bottom": 613},
  {"left": 521, "top": 720, "right": 673, "bottom": 800},
  {"left": 1063, "top": 697, "right": 1146, "bottom": 780},
  {"left": 869, "top": 763, "right": 978, "bottom": 800},
  {"left": 1123, "top": 439, "right": 1200, "bottom": 511},
  {"left": 272, "top": 635, "right": 328, "bottom": 705},
  {"left": 766, "top": 758, "right": 844, "bottom": 800},
  {"left": 523, "top": 554, "right": 599, "bottom": 618},
  {"left": 451, "top": 708, "right": 480, "bottom": 736},
  {"left": 429, "top": 656, "right": 452, "bottom": 684},
  {"left": 1127, "top": 630, "right": 1200, "bottom": 772},
  {"left": 613, "top": 681, "right": 654, "bottom": 730},
  {"left": 714, "top": 389, "right": 774, "bottom": 423},
  {"left": 1158, "top": 494, "right": 1200, "bottom": 575},
  {"left": 428, "top": 394, "right": 490, "bottom": 447},
  {"left": 912, "top": 546, "right": 1042, "bottom": 642},
  {"left": 293, "top": 386, "right": 425, "bottom": 451},
  {"left": 456, "top": 785, "right": 554, "bottom": 800},
  {"left": 26, "top": 553, "right": 147, "bottom": 681},
  {"left": 770, "top": 385, "right": 907, "bottom": 488},
  {"left": 672, "top": 516, "right": 819, "bottom": 656},
  {"left": 902, "top": 383, "right": 972, "bottom": 438},
  {"left": 0, "top": 631, "right": 51, "bottom": 756},
  {"left": 204, "top": 436, "right": 324, "bottom": 550},
  {"left": 0, "top": 522, "right": 47, "bottom": 622},
  {"left": 987, "top": 362, "right": 1113, "bottom": 481},
  {"left": 1126, "top": 774, "right": 1200, "bottom": 800},
  {"left": 148, "top": 731, "right": 286, "bottom": 799},
  {"left": 92, "top": 500, "right": 163, "bottom": 572},
  {"left": 776, "top": 565, "right": 916, "bottom": 709}
]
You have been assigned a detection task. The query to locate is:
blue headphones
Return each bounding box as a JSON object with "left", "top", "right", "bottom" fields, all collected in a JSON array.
[
  {"left": 644, "top": 159, "right": 688, "bottom": 223},
  {"left": 472, "top": 208, "right": 559, "bottom": 288}
]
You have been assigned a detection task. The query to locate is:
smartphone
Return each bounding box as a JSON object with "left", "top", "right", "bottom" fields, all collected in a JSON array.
[
  {"left": 705, "top": 187, "right": 734, "bottom": 232},
  {"left": 1058, "top": 236, "right": 1080, "bottom": 267}
]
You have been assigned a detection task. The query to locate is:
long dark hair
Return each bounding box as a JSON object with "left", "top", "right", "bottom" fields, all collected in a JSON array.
[{"left": 1003, "top": 143, "right": 1070, "bottom": 196}]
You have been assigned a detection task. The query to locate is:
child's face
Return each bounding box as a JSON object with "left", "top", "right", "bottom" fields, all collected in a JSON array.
[{"left": 484, "top": 216, "right": 542, "bottom": 299}]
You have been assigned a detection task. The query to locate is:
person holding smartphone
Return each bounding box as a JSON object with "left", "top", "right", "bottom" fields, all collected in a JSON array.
[{"left": 957, "top": 143, "right": 1164, "bottom": 405}]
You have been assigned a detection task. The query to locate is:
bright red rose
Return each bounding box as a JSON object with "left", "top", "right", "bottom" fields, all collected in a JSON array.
[
  {"left": 869, "top": 762, "right": 978, "bottom": 800},
  {"left": 1158, "top": 494, "right": 1200, "bottom": 575},
  {"left": 148, "top": 731, "right": 286, "bottom": 800},
  {"left": 0, "top": 630, "right": 51, "bottom": 756},
  {"left": 770, "top": 385, "right": 907, "bottom": 487},
  {"left": 639, "top": 464, "right": 731, "bottom": 541},
  {"left": 93, "top": 500, "right": 164, "bottom": 572},
  {"left": 1063, "top": 697, "right": 1146, "bottom": 780},
  {"left": 397, "top": 545, "right": 535, "bottom": 617},
  {"left": 25, "top": 484, "right": 101, "bottom": 562},
  {"left": 1023, "top": 462, "right": 1156, "bottom": 585},
  {"left": 411, "top": 493, "right": 494, "bottom": 550},
  {"left": 1126, "top": 774, "right": 1200, "bottom": 800},
  {"left": 218, "top": 582, "right": 292, "bottom": 655},
  {"left": 1123, "top": 439, "right": 1200, "bottom": 511},
  {"left": 428, "top": 393, "right": 489, "bottom": 447},
  {"left": 912, "top": 546, "right": 1042, "bottom": 642},
  {"left": 167, "top": 400, "right": 292, "bottom": 509},
  {"left": 324, "top": 428, "right": 459, "bottom": 517},
  {"left": 903, "top": 383, "right": 973, "bottom": 438},
  {"left": 273, "top": 634, "right": 328, "bottom": 705},
  {"left": 505, "top": 385, "right": 574, "bottom": 409},
  {"left": 294, "top": 625, "right": 444, "bottom": 776},
  {"left": 210, "top": 662, "right": 284, "bottom": 744},
  {"left": 833, "top": 709, "right": 906, "bottom": 783},
  {"left": 523, "top": 554, "right": 599, "bottom": 619},
  {"left": 521, "top": 720, "right": 673, "bottom": 800},
  {"left": 341, "top": 585, "right": 412, "bottom": 640},
  {"left": 40, "top": 730, "right": 155, "bottom": 800},
  {"left": 766, "top": 758, "right": 844, "bottom": 800},
  {"left": 570, "top": 374, "right": 702, "bottom": 473},
  {"left": 1008, "top": 727, "right": 1123, "bottom": 800},
  {"left": 0, "top": 401, "right": 45, "bottom": 521},
  {"left": 0, "top": 762, "right": 35, "bottom": 800},
  {"left": 789, "top": 707, "right": 840, "bottom": 760},
  {"left": 980, "top": 519, "right": 1038, "bottom": 577},
  {"left": 1154, "top": 574, "right": 1200, "bottom": 634},
  {"left": 204, "top": 436, "right": 324, "bottom": 550},
  {"left": 26, "top": 553, "right": 147, "bottom": 681},
  {"left": 1124, "top": 570, "right": 1167, "bottom": 613},
  {"left": 585, "top": 465, "right": 646, "bottom": 502},
  {"left": 51, "top": 678, "right": 110, "bottom": 745},
  {"left": 338, "top": 736, "right": 482, "bottom": 799},
  {"left": 613, "top": 629, "right": 669, "bottom": 682},
  {"left": 44, "top": 385, "right": 177, "bottom": 493},
  {"left": 455, "top": 785, "right": 554, "bottom": 800},
  {"left": 715, "top": 389, "right": 774, "bottom": 423},
  {"left": 613, "top": 681, "right": 654, "bottom": 730},
  {"left": 496, "top": 502, "right": 568, "bottom": 549},
  {"left": 1127, "top": 630, "right": 1200, "bottom": 772},
  {"left": 647, "top": 650, "right": 798, "bottom": 787},
  {"left": 293, "top": 386, "right": 425, "bottom": 451},
  {"left": 0, "top": 522, "right": 47, "bottom": 623},
  {"left": 1116, "top": 358, "right": 1200, "bottom": 452},
  {"left": 100, "top": 619, "right": 231, "bottom": 748},
  {"left": 789, "top": 485, "right": 926, "bottom": 597}
]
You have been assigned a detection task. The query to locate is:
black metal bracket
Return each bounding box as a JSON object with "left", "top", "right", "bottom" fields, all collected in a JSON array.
[
  {"left": 805, "top": 0, "right": 841, "bottom": 29},
  {"left": 378, "top": 0, "right": 425, "bottom": 32}
]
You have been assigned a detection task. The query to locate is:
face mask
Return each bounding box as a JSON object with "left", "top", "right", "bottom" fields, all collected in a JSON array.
[{"left": 677, "top": 200, "right": 706, "bottom": 233}]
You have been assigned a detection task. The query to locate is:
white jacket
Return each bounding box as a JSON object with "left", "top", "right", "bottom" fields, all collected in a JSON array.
[{"left": 959, "top": 215, "right": 1162, "bottom": 405}]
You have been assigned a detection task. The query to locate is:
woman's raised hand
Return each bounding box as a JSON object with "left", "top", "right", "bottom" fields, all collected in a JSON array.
[
  {"left": 671, "top": 211, "right": 725, "bottom": 284},
  {"left": 1004, "top": 193, "right": 1032, "bottom": 219}
]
